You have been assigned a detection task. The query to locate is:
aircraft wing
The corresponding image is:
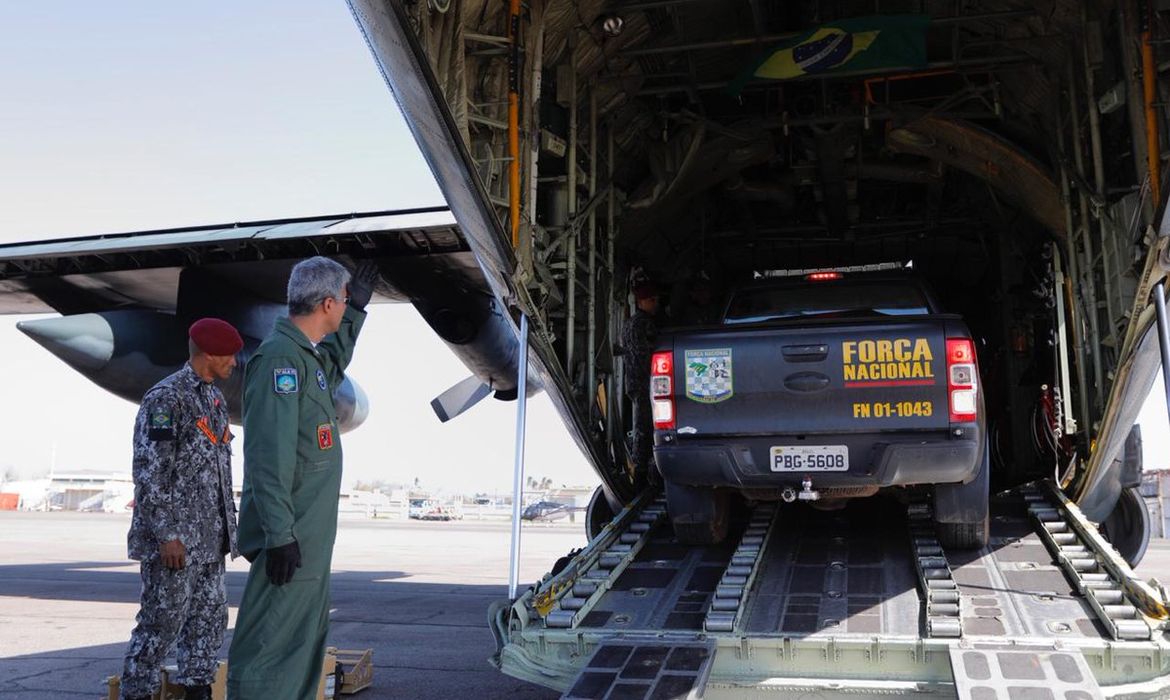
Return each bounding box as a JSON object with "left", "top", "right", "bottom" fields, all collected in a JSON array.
[
  {"left": 0, "top": 207, "right": 466, "bottom": 314},
  {"left": 0, "top": 203, "right": 622, "bottom": 502}
]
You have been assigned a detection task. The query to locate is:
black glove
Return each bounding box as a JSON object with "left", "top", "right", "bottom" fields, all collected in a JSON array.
[
  {"left": 265, "top": 540, "right": 302, "bottom": 586},
  {"left": 348, "top": 261, "right": 379, "bottom": 311}
]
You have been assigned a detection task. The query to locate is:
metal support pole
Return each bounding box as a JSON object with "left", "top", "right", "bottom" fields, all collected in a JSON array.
[
  {"left": 1059, "top": 162, "right": 1092, "bottom": 437},
  {"left": 566, "top": 34, "right": 579, "bottom": 383},
  {"left": 507, "top": 313, "right": 530, "bottom": 600},
  {"left": 1052, "top": 243, "right": 1078, "bottom": 436},
  {"left": 507, "top": 0, "right": 521, "bottom": 249},
  {"left": 1082, "top": 4, "right": 1119, "bottom": 341},
  {"left": 1068, "top": 59, "right": 1106, "bottom": 411},
  {"left": 523, "top": 15, "right": 546, "bottom": 278},
  {"left": 587, "top": 87, "right": 598, "bottom": 415},
  {"left": 1153, "top": 283, "right": 1170, "bottom": 421},
  {"left": 606, "top": 125, "right": 617, "bottom": 444}
]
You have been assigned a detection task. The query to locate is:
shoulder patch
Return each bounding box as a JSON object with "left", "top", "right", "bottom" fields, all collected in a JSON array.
[
  {"left": 147, "top": 407, "right": 175, "bottom": 441},
  {"left": 150, "top": 409, "right": 173, "bottom": 429},
  {"left": 273, "top": 368, "right": 299, "bottom": 394}
]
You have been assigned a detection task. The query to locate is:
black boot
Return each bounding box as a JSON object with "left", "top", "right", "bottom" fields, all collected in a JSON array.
[{"left": 183, "top": 685, "right": 212, "bottom": 700}]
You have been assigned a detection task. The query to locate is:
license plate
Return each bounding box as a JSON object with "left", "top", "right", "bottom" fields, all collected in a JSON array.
[{"left": 769, "top": 445, "right": 849, "bottom": 472}]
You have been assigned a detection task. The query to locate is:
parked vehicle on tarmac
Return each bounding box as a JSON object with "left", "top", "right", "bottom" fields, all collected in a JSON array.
[{"left": 419, "top": 502, "right": 463, "bottom": 521}]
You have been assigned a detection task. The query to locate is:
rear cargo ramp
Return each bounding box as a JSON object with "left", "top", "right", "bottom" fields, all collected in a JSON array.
[{"left": 494, "top": 489, "right": 1170, "bottom": 698}]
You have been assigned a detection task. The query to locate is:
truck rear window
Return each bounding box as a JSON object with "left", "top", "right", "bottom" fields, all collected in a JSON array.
[{"left": 724, "top": 281, "right": 930, "bottom": 324}]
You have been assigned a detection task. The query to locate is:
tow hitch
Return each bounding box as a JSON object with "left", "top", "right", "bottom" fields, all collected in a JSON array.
[{"left": 798, "top": 476, "right": 820, "bottom": 501}]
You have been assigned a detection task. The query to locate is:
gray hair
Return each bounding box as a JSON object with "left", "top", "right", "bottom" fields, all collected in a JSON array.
[{"left": 287, "top": 257, "right": 351, "bottom": 316}]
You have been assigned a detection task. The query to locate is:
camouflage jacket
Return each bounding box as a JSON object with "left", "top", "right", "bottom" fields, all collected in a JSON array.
[
  {"left": 128, "top": 363, "right": 239, "bottom": 563},
  {"left": 621, "top": 309, "right": 658, "bottom": 395}
]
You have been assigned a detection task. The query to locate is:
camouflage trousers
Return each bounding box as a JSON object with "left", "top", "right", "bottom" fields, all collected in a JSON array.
[
  {"left": 628, "top": 391, "right": 655, "bottom": 478},
  {"left": 120, "top": 558, "right": 226, "bottom": 699}
]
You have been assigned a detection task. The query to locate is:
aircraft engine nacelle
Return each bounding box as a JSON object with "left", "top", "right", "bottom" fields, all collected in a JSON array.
[{"left": 17, "top": 309, "right": 370, "bottom": 433}]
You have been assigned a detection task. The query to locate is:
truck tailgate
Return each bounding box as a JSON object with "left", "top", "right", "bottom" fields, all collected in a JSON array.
[{"left": 669, "top": 317, "right": 950, "bottom": 436}]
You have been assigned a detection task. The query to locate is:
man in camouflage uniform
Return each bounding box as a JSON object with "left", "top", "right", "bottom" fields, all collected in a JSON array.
[
  {"left": 622, "top": 280, "right": 660, "bottom": 483},
  {"left": 227, "top": 258, "right": 377, "bottom": 700},
  {"left": 120, "top": 318, "right": 244, "bottom": 700}
]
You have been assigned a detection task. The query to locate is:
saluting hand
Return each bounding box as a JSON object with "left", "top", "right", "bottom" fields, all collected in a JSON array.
[
  {"left": 347, "top": 261, "right": 379, "bottom": 311},
  {"left": 160, "top": 539, "right": 186, "bottom": 570}
]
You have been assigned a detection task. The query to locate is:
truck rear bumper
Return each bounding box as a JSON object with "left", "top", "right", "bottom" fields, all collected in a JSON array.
[{"left": 653, "top": 433, "right": 981, "bottom": 489}]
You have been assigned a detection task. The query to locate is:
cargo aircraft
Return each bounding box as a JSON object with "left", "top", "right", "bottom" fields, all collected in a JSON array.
[{"left": 2, "top": 0, "right": 1167, "bottom": 565}]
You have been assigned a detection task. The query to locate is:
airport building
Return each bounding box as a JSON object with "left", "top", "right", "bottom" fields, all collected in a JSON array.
[{"left": 0, "top": 470, "right": 134, "bottom": 512}]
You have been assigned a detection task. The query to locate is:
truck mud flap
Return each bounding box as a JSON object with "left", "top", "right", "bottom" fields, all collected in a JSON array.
[
  {"left": 562, "top": 640, "right": 714, "bottom": 700},
  {"left": 948, "top": 644, "right": 1103, "bottom": 700}
]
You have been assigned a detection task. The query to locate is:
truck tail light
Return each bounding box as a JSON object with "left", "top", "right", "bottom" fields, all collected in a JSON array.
[
  {"left": 651, "top": 351, "right": 675, "bottom": 430},
  {"left": 946, "top": 338, "right": 978, "bottom": 423}
]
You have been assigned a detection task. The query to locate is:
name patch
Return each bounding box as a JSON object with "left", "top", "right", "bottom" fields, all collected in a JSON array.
[{"left": 273, "top": 368, "right": 299, "bottom": 394}]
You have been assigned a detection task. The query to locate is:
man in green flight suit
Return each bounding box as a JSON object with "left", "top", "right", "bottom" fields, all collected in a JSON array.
[{"left": 227, "top": 257, "right": 378, "bottom": 699}]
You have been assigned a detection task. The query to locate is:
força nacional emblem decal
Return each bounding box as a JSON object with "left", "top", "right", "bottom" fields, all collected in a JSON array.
[{"left": 685, "top": 348, "right": 734, "bottom": 403}]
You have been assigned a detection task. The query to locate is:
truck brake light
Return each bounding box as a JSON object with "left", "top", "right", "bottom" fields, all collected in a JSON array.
[
  {"left": 652, "top": 352, "right": 673, "bottom": 375},
  {"left": 806, "top": 271, "right": 843, "bottom": 282},
  {"left": 946, "top": 338, "right": 978, "bottom": 423},
  {"left": 651, "top": 351, "right": 675, "bottom": 430}
]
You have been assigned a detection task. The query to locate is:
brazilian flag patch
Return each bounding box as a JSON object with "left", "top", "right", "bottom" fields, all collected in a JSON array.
[
  {"left": 150, "top": 409, "right": 172, "bottom": 428},
  {"left": 274, "top": 368, "right": 299, "bottom": 394},
  {"left": 148, "top": 408, "right": 174, "bottom": 441}
]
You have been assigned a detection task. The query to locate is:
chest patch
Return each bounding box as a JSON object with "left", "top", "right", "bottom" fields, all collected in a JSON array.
[
  {"left": 316, "top": 368, "right": 327, "bottom": 391},
  {"left": 273, "top": 368, "right": 298, "bottom": 394},
  {"left": 317, "top": 423, "right": 335, "bottom": 450}
]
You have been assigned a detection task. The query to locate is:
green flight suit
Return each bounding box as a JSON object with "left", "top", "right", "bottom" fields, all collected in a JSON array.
[{"left": 227, "top": 306, "right": 365, "bottom": 700}]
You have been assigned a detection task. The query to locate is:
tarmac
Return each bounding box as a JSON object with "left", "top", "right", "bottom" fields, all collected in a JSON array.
[
  {"left": 0, "top": 511, "right": 1167, "bottom": 699},
  {"left": 0, "top": 511, "right": 583, "bottom": 699}
]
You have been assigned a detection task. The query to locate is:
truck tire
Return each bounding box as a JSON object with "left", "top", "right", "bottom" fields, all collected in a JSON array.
[
  {"left": 933, "top": 445, "right": 990, "bottom": 550},
  {"left": 937, "top": 517, "right": 990, "bottom": 550},
  {"left": 665, "top": 482, "right": 728, "bottom": 545}
]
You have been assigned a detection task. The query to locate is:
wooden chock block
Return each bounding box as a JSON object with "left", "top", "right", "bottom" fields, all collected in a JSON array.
[{"left": 333, "top": 648, "right": 374, "bottom": 695}]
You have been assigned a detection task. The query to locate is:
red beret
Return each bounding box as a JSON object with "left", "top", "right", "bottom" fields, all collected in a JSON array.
[{"left": 189, "top": 318, "right": 244, "bottom": 356}]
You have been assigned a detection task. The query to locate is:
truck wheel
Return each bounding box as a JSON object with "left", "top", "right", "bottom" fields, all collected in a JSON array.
[
  {"left": 934, "top": 446, "right": 991, "bottom": 550},
  {"left": 665, "top": 482, "right": 728, "bottom": 545},
  {"left": 937, "top": 517, "right": 990, "bottom": 550}
]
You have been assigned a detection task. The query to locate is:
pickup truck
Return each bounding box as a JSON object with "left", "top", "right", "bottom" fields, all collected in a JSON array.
[{"left": 650, "top": 272, "right": 989, "bottom": 548}]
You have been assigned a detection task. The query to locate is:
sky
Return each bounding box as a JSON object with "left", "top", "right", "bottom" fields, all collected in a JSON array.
[
  {"left": 0, "top": 2, "right": 598, "bottom": 495},
  {"left": 0, "top": 3, "right": 1166, "bottom": 498}
]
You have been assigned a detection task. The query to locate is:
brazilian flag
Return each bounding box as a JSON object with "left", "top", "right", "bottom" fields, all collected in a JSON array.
[{"left": 733, "top": 14, "right": 929, "bottom": 89}]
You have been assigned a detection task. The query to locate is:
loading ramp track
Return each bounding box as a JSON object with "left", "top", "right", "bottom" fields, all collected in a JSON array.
[{"left": 492, "top": 484, "right": 1170, "bottom": 698}]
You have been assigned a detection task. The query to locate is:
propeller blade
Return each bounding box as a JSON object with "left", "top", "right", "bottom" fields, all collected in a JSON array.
[{"left": 430, "top": 375, "right": 492, "bottom": 422}]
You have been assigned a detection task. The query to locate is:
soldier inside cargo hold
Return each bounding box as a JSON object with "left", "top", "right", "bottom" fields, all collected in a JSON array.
[
  {"left": 672, "top": 273, "right": 719, "bottom": 326},
  {"left": 622, "top": 280, "right": 660, "bottom": 484},
  {"left": 119, "top": 318, "right": 243, "bottom": 700},
  {"left": 227, "top": 258, "right": 376, "bottom": 700}
]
